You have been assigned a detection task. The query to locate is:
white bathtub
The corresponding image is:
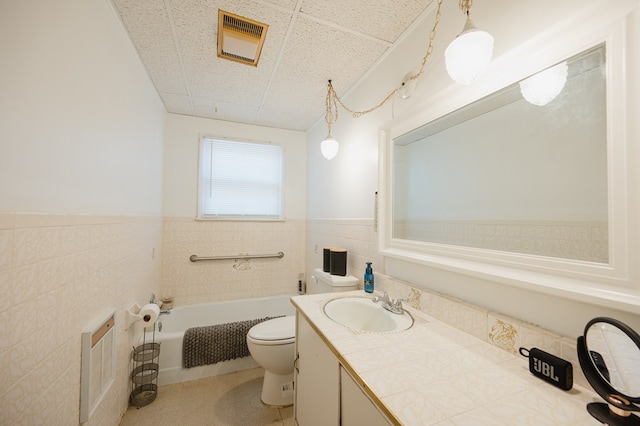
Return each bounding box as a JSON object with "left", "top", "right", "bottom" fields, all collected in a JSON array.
[{"left": 145, "top": 295, "right": 296, "bottom": 386}]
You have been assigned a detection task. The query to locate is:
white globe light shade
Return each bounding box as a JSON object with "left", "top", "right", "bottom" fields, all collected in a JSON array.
[
  {"left": 445, "top": 28, "right": 494, "bottom": 84},
  {"left": 519, "top": 61, "right": 568, "bottom": 106},
  {"left": 320, "top": 137, "right": 339, "bottom": 160}
]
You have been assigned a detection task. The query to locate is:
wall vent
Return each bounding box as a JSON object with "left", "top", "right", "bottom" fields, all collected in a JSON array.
[{"left": 217, "top": 10, "right": 268, "bottom": 67}]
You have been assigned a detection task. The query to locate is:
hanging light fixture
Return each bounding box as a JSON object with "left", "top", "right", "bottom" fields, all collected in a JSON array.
[
  {"left": 519, "top": 61, "right": 568, "bottom": 106},
  {"left": 444, "top": 0, "right": 494, "bottom": 84},
  {"left": 320, "top": 136, "right": 339, "bottom": 160},
  {"left": 321, "top": 80, "right": 340, "bottom": 160}
]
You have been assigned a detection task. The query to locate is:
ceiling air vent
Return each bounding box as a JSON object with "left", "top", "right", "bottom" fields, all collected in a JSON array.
[{"left": 217, "top": 10, "right": 268, "bottom": 67}]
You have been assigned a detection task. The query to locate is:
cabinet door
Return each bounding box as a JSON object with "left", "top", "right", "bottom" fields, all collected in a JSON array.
[
  {"left": 340, "top": 366, "right": 391, "bottom": 426},
  {"left": 294, "top": 314, "right": 340, "bottom": 426}
]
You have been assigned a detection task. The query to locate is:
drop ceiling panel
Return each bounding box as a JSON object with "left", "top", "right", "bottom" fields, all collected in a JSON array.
[
  {"left": 170, "top": 0, "right": 292, "bottom": 110},
  {"left": 257, "top": 106, "right": 318, "bottom": 131},
  {"left": 262, "top": 14, "right": 388, "bottom": 116},
  {"left": 300, "top": 0, "right": 433, "bottom": 43},
  {"left": 161, "top": 93, "right": 194, "bottom": 115},
  {"left": 262, "top": 0, "right": 298, "bottom": 10},
  {"left": 112, "top": 0, "right": 188, "bottom": 96},
  {"left": 193, "top": 98, "right": 259, "bottom": 123}
]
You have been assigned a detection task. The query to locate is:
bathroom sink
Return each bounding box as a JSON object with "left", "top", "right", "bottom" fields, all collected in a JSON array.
[{"left": 323, "top": 297, "right": 413, "bottom": 333}]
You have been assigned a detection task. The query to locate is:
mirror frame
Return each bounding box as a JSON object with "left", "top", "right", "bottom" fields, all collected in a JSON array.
[
  {"left": 584, "top": 317, "right": 640, "bottom": 400},
  {"left": 577, "top": 317, "right": 640, "bottom": 425},
  {"left": 378, "top": 1, "right": 640, "bottom": 314}
]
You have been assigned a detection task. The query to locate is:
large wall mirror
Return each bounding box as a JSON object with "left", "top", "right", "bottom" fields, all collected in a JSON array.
[
  {"left": 393, "top": 44, "right": 607, "bottom": 263},
  {"left": 379, "top": 1, "right": 639, "bottom": 314}
]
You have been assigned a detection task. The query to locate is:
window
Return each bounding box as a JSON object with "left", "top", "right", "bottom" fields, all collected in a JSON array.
[{"left": 198, "top": 138, "right": 283, "bottom": 220}]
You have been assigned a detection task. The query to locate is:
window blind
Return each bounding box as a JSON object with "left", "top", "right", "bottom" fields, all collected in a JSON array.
[{"left": 199, "top": 138, "right": 283, "bottom": 219}]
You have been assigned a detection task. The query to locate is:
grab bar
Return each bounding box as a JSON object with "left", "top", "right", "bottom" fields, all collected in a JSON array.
[{"left": 189, "top": 252, "right": 285, "bottom": 262}]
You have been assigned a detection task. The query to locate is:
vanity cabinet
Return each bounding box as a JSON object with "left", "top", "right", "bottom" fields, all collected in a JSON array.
[
  {"left": 294, "top": 313, "right": 391, "bottom": 426},
  {"left": 294, "top": 313, "right": 340, "bottom": 425},
  {"left": 340, "top": 366, "right": 390, "bottom": 425}
]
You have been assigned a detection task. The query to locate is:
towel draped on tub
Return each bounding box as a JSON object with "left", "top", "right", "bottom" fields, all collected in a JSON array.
[{"left": 182, "top": 316, "right": 282, "bottom": 368}]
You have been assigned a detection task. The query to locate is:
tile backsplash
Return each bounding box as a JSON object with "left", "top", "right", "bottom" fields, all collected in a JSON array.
[{"left": 0, "top": 212, "right": 161, "bottom": 425}]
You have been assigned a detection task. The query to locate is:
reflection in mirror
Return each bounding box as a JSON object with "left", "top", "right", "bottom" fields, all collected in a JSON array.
[
  {"left": 392, "top": 44, "right": 608, "bottom": 263},
  {"left": 586, "top": 321, "right": 640, "bottom": 398}
]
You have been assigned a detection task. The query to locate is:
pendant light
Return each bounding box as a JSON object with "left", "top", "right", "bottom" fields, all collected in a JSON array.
[{"left": 445, "top": 0, "right": 494, "bottom": 84}]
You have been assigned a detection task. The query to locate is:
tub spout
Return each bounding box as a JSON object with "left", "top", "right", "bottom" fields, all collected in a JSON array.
[{"left": 159, "top": 310, "right": 171, "bottom": 316}]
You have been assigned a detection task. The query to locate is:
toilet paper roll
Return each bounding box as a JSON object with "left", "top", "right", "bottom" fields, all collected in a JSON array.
[{"left": 139, "top": 303, "right": 160, "bottom": 325}]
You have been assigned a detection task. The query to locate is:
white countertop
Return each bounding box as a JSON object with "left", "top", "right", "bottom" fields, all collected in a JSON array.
[{"left": 291, "top": 291, "right": 600, "bottom": 426}]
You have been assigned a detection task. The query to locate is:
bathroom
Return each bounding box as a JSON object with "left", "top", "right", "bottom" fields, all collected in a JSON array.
[{"left": 2, "top": 0, "right": 640, "bottom": 424}]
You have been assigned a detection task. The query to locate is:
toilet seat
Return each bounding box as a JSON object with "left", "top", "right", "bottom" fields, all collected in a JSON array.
[{"left": 247, "top": 316, "right": 295, "bottom": 346}]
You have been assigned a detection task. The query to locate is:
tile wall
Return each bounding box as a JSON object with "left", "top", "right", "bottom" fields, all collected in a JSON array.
[
  {"left": 0, "top": 213, "right": 590, "bottom": 425},
  {"left": 0, "top": 213, "right": 162, "bottom": 425},
  {"left": 305, "top": 219, "right": 383, "bottom": 286},
  {"left": 161, "top": 218, "right": 306, "bottom": 305},
  {"left": 305, "top": 219, "right": 587, "bottom": 388}
]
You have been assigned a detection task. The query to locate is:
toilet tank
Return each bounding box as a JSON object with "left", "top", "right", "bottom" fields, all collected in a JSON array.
[{"left": 308, "top": 269, "right": 359, "bottom": 294}]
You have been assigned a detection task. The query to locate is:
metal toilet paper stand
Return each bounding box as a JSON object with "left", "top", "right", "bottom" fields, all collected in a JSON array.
[
  {"left": 130, "top": 335, "right": 160, "bottom": 407},
  {"left": 127, "top": 300, "right": 161, "bottom": 407}
]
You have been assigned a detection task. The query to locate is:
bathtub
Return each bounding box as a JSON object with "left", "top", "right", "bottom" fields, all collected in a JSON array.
[{"left": 145, "top": 295, "right": 296, "bottom": 386}]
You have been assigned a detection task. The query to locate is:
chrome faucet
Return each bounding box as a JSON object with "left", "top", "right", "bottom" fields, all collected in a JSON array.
[
  {"left": 372, "top": 291, "right": 405, "bottom": 314},
  {"left": 159, "top": 310, "right": 171, "bottom": 316}
]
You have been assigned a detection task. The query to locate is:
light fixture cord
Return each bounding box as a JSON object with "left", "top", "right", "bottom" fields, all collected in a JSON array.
[
  {"left": 459, "top": 0, "right": 472, "bottom": 16},
  {"left": 325, "top": 80, "right": 338, "bottom": 135},
  {"left": 326, "top": 0, "right": 444, "bottom": 119}
]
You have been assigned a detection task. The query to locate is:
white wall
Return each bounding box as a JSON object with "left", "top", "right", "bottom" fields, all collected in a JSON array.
[
  {"left": 306, "top": 0, "right": 640, "bottom": 337},
  {"left": 163, "top": 113, "right": 307, "bottom": 219},
  {"left": 0, "top": 0, "right": 164, "bottom": 215},
  {"left": 0, "top": 0, "right": 165, "bottom": 424}
]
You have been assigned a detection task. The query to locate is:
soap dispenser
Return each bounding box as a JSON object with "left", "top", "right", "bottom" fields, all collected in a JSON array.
[{"left": 364, "top": 262, "right": 374, "bottom": 293}]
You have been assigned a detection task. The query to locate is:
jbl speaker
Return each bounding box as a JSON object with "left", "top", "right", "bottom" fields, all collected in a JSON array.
[{"left": 519, "top": 347, "right": 573, "bottom": 390}]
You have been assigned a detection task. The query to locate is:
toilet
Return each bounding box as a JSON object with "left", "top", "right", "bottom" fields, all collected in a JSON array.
[{"left": 247, "top": 269, "right": 358, "bottom": 406}]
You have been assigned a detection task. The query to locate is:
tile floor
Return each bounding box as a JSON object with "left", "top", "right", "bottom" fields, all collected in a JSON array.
[{"left": 120, "top": 368, "right": 294, "bottom": 426}]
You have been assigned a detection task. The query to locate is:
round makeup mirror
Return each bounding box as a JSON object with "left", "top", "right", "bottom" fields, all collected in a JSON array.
[{"left": 577, "top": 317, "right": 640, "bottom": 425}]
